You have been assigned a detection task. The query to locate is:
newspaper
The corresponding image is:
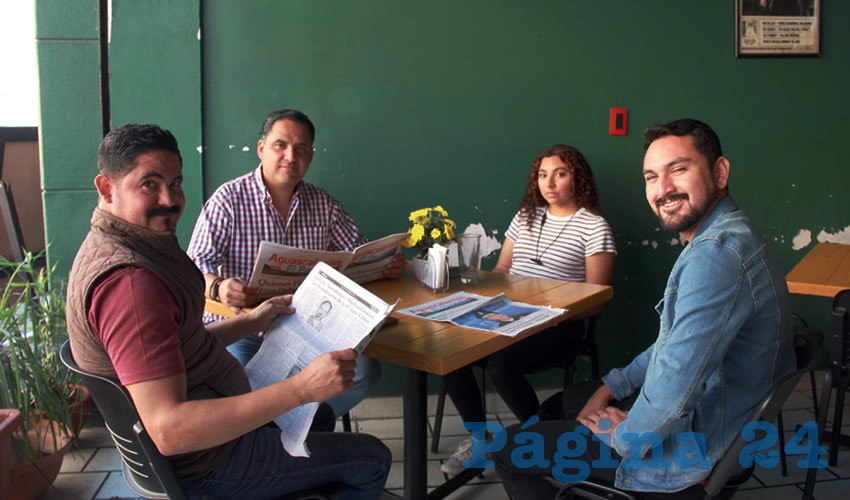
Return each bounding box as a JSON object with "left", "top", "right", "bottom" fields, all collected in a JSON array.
[
  {"left": 244, "top": 262, "right": 400, "bottom": 457},
  {"left": 398, "top": 291, "right": 567, "bottom": 337},
  {"left": 246, "top": 233, "right": 408, "bottom": 298}
]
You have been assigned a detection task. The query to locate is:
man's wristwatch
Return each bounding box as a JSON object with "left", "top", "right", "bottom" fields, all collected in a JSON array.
[{"left": 210, "top": 277, "right": 225, "bottom": 301}]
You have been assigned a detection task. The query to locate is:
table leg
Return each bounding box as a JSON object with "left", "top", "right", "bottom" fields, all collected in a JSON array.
[{"left": 404, "top": 367, "right": 427, "bottom": 500}]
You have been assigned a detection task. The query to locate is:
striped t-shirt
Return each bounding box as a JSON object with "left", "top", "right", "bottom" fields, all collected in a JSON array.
[{"left": 505, "top": 206, "right": 616, "bottom": 281}]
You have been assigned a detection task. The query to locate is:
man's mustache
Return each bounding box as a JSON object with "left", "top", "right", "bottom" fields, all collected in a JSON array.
[
  {"left": 146, "top": 205, "right": 181, "bottom": 217},
  {"left": 656, "top": 194, "right": 688, "bottom": 208}
]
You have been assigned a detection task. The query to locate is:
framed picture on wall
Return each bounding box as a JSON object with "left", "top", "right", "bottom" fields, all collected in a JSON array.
[{"left": 736, "top": 0, "right": 821, "bottom": 56}]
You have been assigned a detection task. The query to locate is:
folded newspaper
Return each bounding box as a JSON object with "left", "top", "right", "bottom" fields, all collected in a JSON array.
[
  {"left": 244, "top": 262, "right": 400, "bottom": 457},
  {"left": 398, "top": 291, "right": 567, "bottom": 337},
  {"left": 246, "top": 232, "right": 409, "bottom": 298}
]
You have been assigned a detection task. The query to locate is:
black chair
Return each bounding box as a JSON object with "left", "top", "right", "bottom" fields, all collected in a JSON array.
[
  {"left": 824, "top": 289, "right": 850, "bottom": 466},
  {"left": 803, "top": 288, "right": 850, "bottom": 499},
  {"left": 430, "top": 316, "right": 600, "bottom": 453},
  {"left": 0, "top": 181, "right": 25, "bottom": 263},
  {"left": 776, "top": 316, "right": 824, "bottom": 476},
  {"left": 60, "top": 340, "right": 343, "bottom": 500},
  {"left": 60, "top": 340, "right": 187, "bottom": 500},
  {"left": 562, "top": 315, "right": 601, "bottom": 388},
  {"left": 554, "top": 332, "right": 818, "bottom": 500}
]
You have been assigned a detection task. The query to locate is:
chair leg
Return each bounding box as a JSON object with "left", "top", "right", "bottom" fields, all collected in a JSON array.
[
  {"left": 809, "top": 370, "right": 819, "bottom": 422},
  {"left": 828, "top": 376, "right": 846, "bottom": 466},
  {"left": 477, "top": 364, "right": 487, "bottom": 418},
  {"left": 776, "top": 411, "right": 788, "bottom": 477},
  {"left": 803, "top": 369, "right": 833, "bottom": 500},
  {"left": 589, "top": 343, "right": 600, "bottom": 380},
  {"left": 342, "top": 411, "right": 352, "bottom": 432},
  {"left": 431, "top": 381, "right": 447, "bottom": 454}
]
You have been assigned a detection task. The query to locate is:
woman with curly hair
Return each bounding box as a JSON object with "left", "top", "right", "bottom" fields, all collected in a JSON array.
[
  {"left": 440, "top": 144, "right": 616, "bottom": 477},
  {"left": 492, "top": 144, "right": 614, "bottom": 281}
]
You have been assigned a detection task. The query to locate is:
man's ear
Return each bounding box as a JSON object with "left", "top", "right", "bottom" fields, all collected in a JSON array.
[
  {"left": 257, "top": 139, "right": 265, "bottom": 161},
  {"left": 94, "top": 174, "right": 114, "bottom": 203},
  {"left": 713, "top": 156, "right": 730, "bottom": 190}
]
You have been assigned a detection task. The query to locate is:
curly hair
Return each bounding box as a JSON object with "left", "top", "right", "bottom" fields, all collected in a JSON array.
[{"left": 518, "top": 144, "right": 602, "bottom": 227}]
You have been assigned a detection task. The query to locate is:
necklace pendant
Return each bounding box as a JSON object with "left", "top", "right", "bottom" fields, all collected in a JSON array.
[{"left": 531, "top": 258, "right": 544, "bottom": 266}]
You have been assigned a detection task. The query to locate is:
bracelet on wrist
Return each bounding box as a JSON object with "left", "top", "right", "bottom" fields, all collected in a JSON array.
[{"left": 210, "top": 277, "right": 225, "bottom": 301}]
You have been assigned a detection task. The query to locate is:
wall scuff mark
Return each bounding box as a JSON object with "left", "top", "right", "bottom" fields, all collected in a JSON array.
[
  {"left": 816, "top": 225, "right": 850, "bottom": 245},
  {"left": 792, "top": 229, "right": 812, "bottom": 250},
  {"left": 462, "top": 223, "right": 502, "bottom": 259}
]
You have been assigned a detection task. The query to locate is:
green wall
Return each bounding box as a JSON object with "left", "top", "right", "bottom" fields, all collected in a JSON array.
[
  {"left": 199, "top": 1, "right": 849, "bottom": 392},
  {"left": 36, "top": 0, "right": 102, "bottom": 280},
  {"left": 36, "top": 0, "right": 202, "bottom": 276},
  {"left": 109, "top": 0, "right": 203, "bottom": 245},
  {"left": 38, "top": 1, "right": 849, "bottom": 395}
]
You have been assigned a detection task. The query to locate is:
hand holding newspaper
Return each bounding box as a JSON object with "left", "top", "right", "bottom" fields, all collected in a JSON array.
[
  {"left": 398, "top": 291, "right": 566, "bottom": 337},
  {"left": 244, "top": 262, "right": 400, "bottom": 457},
  {"left": 246, "top": 232, "right": 408, "bottom": 299}
]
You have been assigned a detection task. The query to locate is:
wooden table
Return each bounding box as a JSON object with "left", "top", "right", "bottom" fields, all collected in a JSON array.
[
  {"left": 785, "top": 242, "right": 850, "bottom": 469},
  {"left": 786, "top": 242, "right": 850, "bottom": 297},
  {"left": 206, "top": 266, "right": 613, "bottom": 500}
]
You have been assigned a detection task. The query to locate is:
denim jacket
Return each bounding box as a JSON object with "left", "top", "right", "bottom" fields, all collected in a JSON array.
[{"left": 601, "top": 196, "right": 795, "bottom": 493}]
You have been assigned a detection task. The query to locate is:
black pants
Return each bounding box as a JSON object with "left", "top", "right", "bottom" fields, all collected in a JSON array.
[
  {"left": 494, "top": 380, "right": 624, "bottom": 499},
  {"left": 443, "top": 320, "right": 586, "bottom": 424},
  {"left": 494, "top": 381, "right": 715, "bottom": 500}
]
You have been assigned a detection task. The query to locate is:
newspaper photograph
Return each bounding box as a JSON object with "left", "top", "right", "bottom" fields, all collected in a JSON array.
[
  {"left": 398, "top": 291, "right": 567, "bottom": 337},
  {"left": 246, "top": 232, "right": 408, "bottom": 298},
  {"left": 244, "top": 262, "right": 400, "bottom": 456},
  {"left": 736, "top": 0, "right": 820, "bottom": 56}
]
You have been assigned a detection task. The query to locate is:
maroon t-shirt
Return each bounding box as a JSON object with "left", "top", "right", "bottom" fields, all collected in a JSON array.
[{"left": 88, "top": 265, "right": 185, "bottom": 386}]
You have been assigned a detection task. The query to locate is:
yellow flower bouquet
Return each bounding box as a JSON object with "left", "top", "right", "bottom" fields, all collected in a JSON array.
[{"left": 402, "top": 205, "right": 456, "bottom": 257}]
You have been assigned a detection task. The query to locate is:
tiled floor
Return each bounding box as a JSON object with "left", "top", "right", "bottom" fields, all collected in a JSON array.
[{"left": 40, "top": 375, "right": 849, "bottom": 499}]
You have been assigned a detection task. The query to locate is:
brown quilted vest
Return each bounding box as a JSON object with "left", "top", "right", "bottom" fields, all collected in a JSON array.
[{"left": 66, "top": 208, "right": 251, "bottom": 479}]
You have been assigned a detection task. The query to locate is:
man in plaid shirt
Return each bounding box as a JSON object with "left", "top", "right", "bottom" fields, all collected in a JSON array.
[{"left": 187, "top": 109, "right": 404, "bottom": 418}]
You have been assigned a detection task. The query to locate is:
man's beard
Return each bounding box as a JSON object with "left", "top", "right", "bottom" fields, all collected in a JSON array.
[{"left": 655, "top": 186, "right": 718, "bottom": 234}]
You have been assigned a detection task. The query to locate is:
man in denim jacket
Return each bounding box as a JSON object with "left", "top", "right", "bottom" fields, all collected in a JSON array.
[{"left": 494, "top": 119, "right": 796, "bottom": 497}]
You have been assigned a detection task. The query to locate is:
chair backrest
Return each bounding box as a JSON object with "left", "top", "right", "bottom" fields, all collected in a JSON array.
[
  {"left": 832, "top": 289, "right": 850, "bottom": 377},
  {"left": 59, "top": 340, "right": 187, "bottom": 500},
  {"left": 0, "top": 180, "right": 25, "bottom": 262},
  {"left": 702, "top": 331, "right": 818, "bottom": 498}
]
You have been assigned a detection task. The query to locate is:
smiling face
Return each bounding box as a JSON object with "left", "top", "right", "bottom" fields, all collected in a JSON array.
[
  {"left": 257, "top": 118, "right": 315, "bottom": 191},
  {"left": 643, "top": 135, "right": 729, "bottom": 241},
  {"left": 95, "top": 150, "right": 185, "bottom": 232},
  {"left": 537, "top": 155, "right": 578, "bottom": 215}
]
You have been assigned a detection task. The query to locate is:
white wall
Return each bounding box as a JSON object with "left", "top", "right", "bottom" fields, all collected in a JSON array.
[{"left": 0, "top": 0, "right": 39, "bottom": 127}]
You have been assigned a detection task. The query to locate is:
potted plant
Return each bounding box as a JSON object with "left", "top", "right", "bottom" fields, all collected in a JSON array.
[
  {"left": 401, "top": 205, "right": 456, "bottom": 290},
  {"left": 0, "top": 252, "right": 83, "bottom": 499},
  {"left": 1, "top": 409, "right": 23, "bottom": 498}
]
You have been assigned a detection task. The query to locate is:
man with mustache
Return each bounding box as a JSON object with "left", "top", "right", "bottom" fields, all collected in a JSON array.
[
  {"left": 66, "top": 124, "right": 391, "bottom": 498},
  {"left": 188, "top": 109, "right": 402, "bottom": 420},
  {"left": 494, "top": 119, "right": 795, "bottom": 497}
]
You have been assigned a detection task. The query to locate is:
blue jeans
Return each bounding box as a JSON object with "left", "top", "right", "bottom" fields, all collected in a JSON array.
[
  {"left": 182, "top": 426, "right": 391, "bottom": 499},
  {"left": 227, "top": 334, "right": 382, "bottom": 417}
]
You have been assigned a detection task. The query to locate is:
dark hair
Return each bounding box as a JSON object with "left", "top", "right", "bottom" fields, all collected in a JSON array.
[
  {"left": 518, "top": 144, "right": 602, "bottom": 226},
  {"left": 97, "top": 124, "right": 182, "bottom": 179},
  {"left": 259, "top": 109, "right": 316, "bottom": 143},
  {"left": 643, "top": 118, "right": 723, "bottom": 167}
]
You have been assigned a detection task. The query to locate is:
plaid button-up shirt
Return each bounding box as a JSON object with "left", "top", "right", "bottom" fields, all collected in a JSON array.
[{"left": 188, "top": 166, "right": 367, "bottom": 321}]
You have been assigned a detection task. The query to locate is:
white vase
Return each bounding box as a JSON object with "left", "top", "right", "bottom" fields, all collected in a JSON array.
[{"left": 412, "top": 255, "right": 448, "bottom": 291}]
